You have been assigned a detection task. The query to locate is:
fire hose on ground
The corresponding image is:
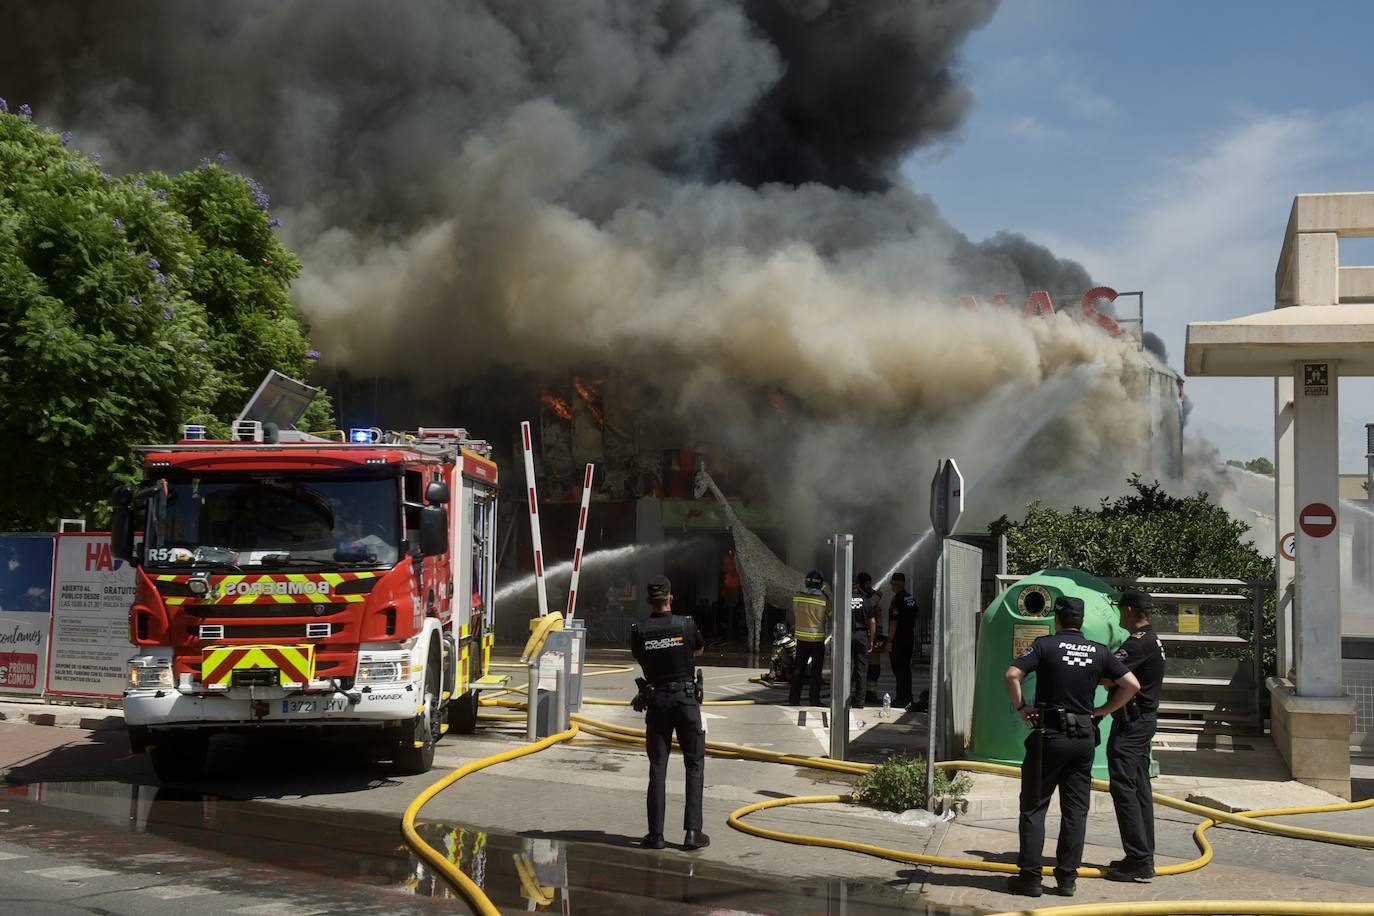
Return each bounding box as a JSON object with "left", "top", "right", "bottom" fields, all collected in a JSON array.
[{"left": 401, "top": 687, "right": 1374, "bottom": 916}]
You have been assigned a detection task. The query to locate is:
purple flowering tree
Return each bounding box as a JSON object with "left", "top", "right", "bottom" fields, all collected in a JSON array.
[{"left": 0, "top": 108, "right": 331, "bottom": 528}]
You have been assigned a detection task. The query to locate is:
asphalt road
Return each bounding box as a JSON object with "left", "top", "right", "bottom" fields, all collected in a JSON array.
[{"left": 0, "top": 695, "right": 966, "bottom": 916}]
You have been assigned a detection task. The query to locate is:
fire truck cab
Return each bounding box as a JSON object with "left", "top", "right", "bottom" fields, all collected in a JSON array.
[{"left": 111, "top": 373, "right": 499, "bottom": 780}]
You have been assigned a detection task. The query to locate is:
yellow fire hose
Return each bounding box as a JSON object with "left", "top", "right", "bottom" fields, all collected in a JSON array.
[
  {"left": 990, "top": 905, "right": 1374, "bottom": 916},
  {"left": 400, "top": 722, "right": 581, "bottom": 916},
  {"left": 404, "top": 688, "right": 1374, "bottom": 916}
]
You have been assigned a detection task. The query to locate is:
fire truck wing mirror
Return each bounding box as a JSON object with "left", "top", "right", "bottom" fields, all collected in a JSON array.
[
  {"left": 110, "top": 485, "right": 135, "bottom": 563},
  {"left": 425, "top": 481, "right": 450, "bottom": 505},
  {"left": 419, "top": 505, "right": 448, "bottom": 557}
]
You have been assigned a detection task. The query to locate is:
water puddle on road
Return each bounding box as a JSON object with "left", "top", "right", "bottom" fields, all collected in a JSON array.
[{"left": 3, "top": 780, "right": 976, "bottom": 914}]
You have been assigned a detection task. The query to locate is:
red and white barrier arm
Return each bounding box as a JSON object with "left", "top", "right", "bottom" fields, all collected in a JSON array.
[
  {"left": 520, "top": 421, "right": 550, "bottom": 617},
  {"left": 565, "top": 464, "right": 595, "bottom": 625}
]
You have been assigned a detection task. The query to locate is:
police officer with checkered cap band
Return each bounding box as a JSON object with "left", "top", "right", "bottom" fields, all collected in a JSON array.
[
  {"left": 630, "top": 575, "right": 708, "bottom": 851},
  {"left": 1004, "top": 596, "right": 1140, "bottom": 898},
  {"left": 1105, "top": 590, "right": 1167, "bottom": 882}
]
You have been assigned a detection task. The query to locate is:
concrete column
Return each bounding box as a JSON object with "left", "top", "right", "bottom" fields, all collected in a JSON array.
[
  {"left": 1291, "top": 359, "right": 1342, "bottom": 696},
  {"left": 1290, "top": 232, "right": 1340, "bottom": 307},
  {"left": 1275, "top": 376, "right": 1296, "bottom": 677}
]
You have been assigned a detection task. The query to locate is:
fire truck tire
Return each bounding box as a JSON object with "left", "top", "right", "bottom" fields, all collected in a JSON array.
[
  {"left": 150, "top": 733, "right": 209, "bottom": 783},
  {"left": 394, "top": 644, "right": 442, "bottom": 776},
  {"left": 448, "top": 690, "right": 479, "bottom": 735}
]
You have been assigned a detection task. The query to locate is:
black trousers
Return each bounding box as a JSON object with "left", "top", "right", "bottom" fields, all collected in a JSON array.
[
  {"left": 645, "top": 689, "right": 705, "bottom": 835},
  {"left": 789, "top": 639, "right": 826, "bottom": 706},
  {"left": 890, "top": 637, "right": 914, "bottom": 706},
  {"left": 1017, "top": 730, "right": 1094, "bottom": 883},
  {"left": 1108, "top": 711, "right": 1157, "bottom": 864},
  {"left": 849, "top": 634, "right": 869, "bottom": 707},
  {"left": 865, "top": 647, "right": 882, "bottom": 700}
]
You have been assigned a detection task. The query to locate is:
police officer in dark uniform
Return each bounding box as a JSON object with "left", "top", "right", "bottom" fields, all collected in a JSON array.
[
  {"left": 887, "top": 573, "right": 927, "bottom": 712},
  {"left": 1106, "top": 590, "right": 1167, "bottom": 882},
  {"left": 850, "top": 573, "right": 878, "bottom": 708},
  {"left": 630, "top": 576, "right": 708, "bottom": 851},
  {"left": 1004, "top": 596, "right": 1140, "bottom": 898}
]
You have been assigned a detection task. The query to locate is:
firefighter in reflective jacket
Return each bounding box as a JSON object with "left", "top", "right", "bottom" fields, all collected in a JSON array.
[
  {"left": 630, "top": 575, "right": 709, "bottom": 851},
  {"left": 1004, "top": 596, "right": 1140, "bottom": 898},
  {"left": 788, "top": 569, "right": 831, "bottom": 707}
]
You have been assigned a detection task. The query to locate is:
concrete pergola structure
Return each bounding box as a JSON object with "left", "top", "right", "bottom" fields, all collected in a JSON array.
[{"left": 1185, "top": 192, "right": 1372, "bottom": 798}]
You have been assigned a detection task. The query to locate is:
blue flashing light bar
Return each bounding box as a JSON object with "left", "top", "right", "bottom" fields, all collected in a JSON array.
[
  {"left": 349, "top": 428, "right": 377, "bottom": 444},
  {"left": 182, "top": 424, "right": 206, "bottom": 440}
]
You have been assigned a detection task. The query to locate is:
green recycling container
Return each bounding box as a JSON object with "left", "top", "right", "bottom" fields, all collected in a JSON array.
[{"left": 968, "top": 568, "right": 1134, "bottom": 780}]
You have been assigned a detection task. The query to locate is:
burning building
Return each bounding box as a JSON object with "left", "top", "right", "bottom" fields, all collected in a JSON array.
[{"left": 5, "top": 1, "right": 1185, "bottom": 649}]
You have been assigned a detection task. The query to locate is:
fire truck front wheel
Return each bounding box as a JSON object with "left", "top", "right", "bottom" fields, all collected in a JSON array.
[
  {"left": 393, "top": 643, "right": 442, "bottom": 776},
  {"left": 149, "top": 732, "right": 210, "bottom": 783}
]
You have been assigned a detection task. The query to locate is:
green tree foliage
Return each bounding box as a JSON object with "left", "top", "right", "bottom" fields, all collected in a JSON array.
[
  {"left": 1226, "top": 456, "right": 1274, "bottom": 476},
  {"left": 991, "top": 476, "right": 1277, "bottom": 673},
  {"left": 991, "top": 476, "right": 1272, "bottom": 582},
  {"left": 0, "top": 105, "right": 331, "bottom": 530}
]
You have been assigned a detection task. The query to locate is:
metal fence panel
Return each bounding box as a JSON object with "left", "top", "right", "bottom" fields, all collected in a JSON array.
[
  {"left": 941, "top": 539, "right": 983, "bottom": 756},
  {"left": 995, "top": 574, "right": 1273, "bottom": 732}
]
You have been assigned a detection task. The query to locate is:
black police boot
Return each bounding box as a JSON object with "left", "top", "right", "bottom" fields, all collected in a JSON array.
[
  {"left": 1053, "top": 877, "right": 1076, "bottom": 897},
  {"left": 1005, "top": 873, "right": 1043, "bottom": 897},
  {"left": 683, "top": 830, "right": 710, "bottom": 850},
  {"left": 1106, "top": 859, "right": 1155, "bottom": 882},
  {"left": 910, "top": 690, "right": 930, "bottom": 713},
  {"left": 641, "top": 833, "right": 666, "bottom": 850}
]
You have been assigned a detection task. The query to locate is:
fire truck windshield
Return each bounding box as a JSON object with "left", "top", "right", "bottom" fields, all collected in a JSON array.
[{"left": 143, "top": 473, "right": 400, "bottom": 568}]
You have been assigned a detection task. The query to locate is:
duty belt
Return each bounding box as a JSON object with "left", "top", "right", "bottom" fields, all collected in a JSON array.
[
  {"left": 656, "top": 681, "right": 695, "bottom": 692},
  {"left": 1038, "top": 707, "right": 1095, "bottom": 737}
]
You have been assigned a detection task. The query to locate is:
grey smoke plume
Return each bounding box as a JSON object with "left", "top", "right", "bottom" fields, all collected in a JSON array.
[
  {"left": 1143, "top": 331, "right": 1169, "bottom": 363},
  {"left": 3, "top": 1, "right": 1172, "bottom": 551}
]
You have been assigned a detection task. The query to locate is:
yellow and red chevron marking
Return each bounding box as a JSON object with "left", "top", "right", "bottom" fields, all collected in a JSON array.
[
  {"left": 155, "top": 572, "right": 377, "bottom": 606},
  {"left": 201, "top": 644, "right": 316, "bottom": 688}
]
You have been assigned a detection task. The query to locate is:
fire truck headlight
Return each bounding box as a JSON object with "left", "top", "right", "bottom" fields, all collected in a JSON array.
[
  {"left": 128, "top": 659, "right": 175, "bottom": 689},
  {"left": 357, "top": 660, "right": 411, "bottom": 684},
  {"left": 188, "top": 571, "right": 212, "bottom": 596}
]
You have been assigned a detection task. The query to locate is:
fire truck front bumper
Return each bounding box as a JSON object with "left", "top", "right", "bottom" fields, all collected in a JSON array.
[{"left": 123, "top": 681, "right": 422, "bottom": 729}]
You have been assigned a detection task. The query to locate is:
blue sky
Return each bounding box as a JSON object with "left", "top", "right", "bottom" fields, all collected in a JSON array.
[{"left": 903, "top": 1, "right": 1374, "bottom": 472}]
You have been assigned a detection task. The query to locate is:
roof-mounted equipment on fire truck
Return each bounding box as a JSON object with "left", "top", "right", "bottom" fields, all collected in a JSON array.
[{"left": 233, "top": 419, "right": 264, "bottom": 442}]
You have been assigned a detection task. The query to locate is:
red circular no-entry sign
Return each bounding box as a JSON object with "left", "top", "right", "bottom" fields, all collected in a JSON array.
[{"left": 1299, "top": 503, "right": 1337, "bottom": 538}]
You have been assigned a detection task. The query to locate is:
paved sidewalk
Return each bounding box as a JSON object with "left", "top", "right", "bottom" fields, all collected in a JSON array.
[
  {"left": 0, "top": 696, "right": 124, "bottom": 730},
  {"left": 5, "top": 661, "right": 1372, "bottom": 914}
]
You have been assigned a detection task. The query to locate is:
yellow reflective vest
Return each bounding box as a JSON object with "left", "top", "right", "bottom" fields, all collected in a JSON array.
[{"left": 790, "top": 589, "right": 831, "bottom": 642}]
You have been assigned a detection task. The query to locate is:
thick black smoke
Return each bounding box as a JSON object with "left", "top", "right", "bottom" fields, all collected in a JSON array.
[
  {"left": 4, "top": 0, "right": 1178, "bottom": 582},
  {"left": 715, "top": 0, "right": 998, "bottom": 190},
  {"left": 0, "top": 2, "right": 1156, "bottom": 450}
]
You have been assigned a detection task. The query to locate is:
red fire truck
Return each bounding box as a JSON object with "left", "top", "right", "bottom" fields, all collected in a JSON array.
[{"left": 111, "top": 375, "right": 499, "bottom": 780}]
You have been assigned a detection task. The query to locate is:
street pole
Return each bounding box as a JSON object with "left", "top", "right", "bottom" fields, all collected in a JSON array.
[
  {"left": 830, "top": 533, "right": 853, "bottom": 762},
  {"left": 926, "top": 540, "right": 943, "bottom": 811},
  {"left": 1365, "top": 422, "right": 1374, "bottom": 593},
  {"left": 925, "top": 458, "right": 963, "bottom": 811}
]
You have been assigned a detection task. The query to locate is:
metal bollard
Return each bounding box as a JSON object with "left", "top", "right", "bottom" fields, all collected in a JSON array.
[
  {"left": 526, "top": 661, "right": 538, "bottom": 741},
  {"left": 555, "top": 667, "right": 567, "bottom": 733}
]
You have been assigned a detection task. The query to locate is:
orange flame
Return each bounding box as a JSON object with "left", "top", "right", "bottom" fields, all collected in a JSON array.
[
  {"left": 571, "top": 376, "right": 605, "bottom": 429},
  {"left": 541, "top": 391, "right": 573, "bottom": 422}
]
